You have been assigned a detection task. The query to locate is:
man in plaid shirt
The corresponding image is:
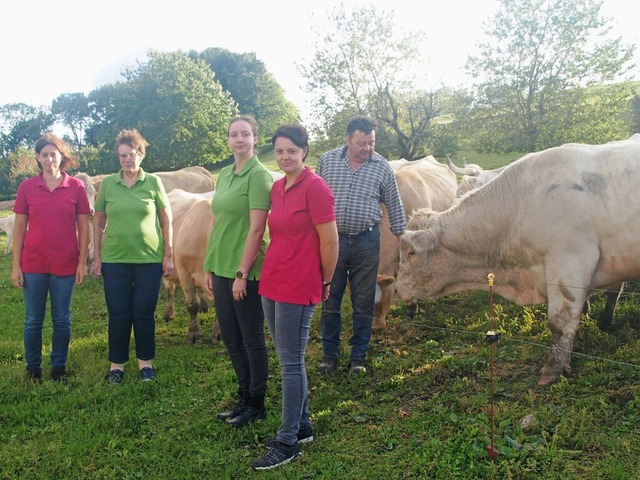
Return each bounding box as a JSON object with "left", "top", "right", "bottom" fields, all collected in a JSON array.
[{"left": 316, "top": 115, "right": 406, "bottom": 374}]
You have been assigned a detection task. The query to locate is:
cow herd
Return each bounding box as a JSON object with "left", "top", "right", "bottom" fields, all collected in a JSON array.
[{"left": 2, "top": 137, "right": 638, "bottom": 386}]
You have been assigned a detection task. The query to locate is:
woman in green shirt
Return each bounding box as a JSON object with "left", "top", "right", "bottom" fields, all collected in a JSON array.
[{"left": 204, "top": 115, "right": 273, "bottom": 427}]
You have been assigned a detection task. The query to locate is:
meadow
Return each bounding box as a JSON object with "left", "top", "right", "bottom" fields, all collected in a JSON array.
[
  {"left": 1, "top": 219, "right": 639, "bottom": 479},
  {"left": 1, "top": 148, "right": 639, "bottom": 479}
]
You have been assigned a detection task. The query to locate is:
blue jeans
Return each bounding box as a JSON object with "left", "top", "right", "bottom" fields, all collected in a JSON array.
[
  {"left": 23, "top": 273, "right": 76, "bottom": 371},
  {"left": 102, "top": 263, "right": 163, "bottom": 364},
  {"left": 263, "top": 297, "right": 314, "bottom": 446},
  {"left": 212, "top": 274, "right": 269, "bottom": 399},
  {"left": 321, "top": 225, "right": 380, "bottom": 361}
]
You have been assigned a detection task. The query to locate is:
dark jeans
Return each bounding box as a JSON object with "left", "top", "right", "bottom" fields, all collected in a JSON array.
[
  {"left": 102, "top": 263, "right": 163, "bottom": 364},
  {"left": 212, "top": 274, "right": 268, "bottom": 399},
  {"left": 321, "top": 224, "right": 380, "bottom": 361},
  {"left": 22, "top": 273, "right": 76, "bottom": 371},
  {"left": 263, "top": 297, "right": 314, "bottom": 445}
]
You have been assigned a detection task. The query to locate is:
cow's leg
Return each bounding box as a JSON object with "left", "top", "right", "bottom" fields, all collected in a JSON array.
[
  {"left": 539, "top": 283, "right": 587, "bottom": 386},
  {"left": 186, "top": 302, "right": 203, "bottom": 344},
  {"left": 163, "top": 279, "right": 176, "bottom": 322},
  {"left": 196, "top": 288, "right": 209, "bottom": 314},
  {"left": 373, "top": 275, "right": 395, "bottom": 331},
  {"left": 597, "top": 282, "right": 624, "bottom": 332}
]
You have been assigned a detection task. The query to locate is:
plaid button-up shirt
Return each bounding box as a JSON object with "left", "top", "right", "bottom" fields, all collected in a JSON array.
[{"left": 316, "top": 146, "right": 406, "bottom": 236}]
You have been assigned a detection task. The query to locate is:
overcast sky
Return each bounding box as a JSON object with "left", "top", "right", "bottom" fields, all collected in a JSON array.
[{"left": 1, "top": 0, "right": 637, "bottom": 124}]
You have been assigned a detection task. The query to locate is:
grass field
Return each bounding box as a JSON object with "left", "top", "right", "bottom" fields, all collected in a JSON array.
[
  {"left": 1, "top": 220, "right": 639, "bottom": 479},
  {"left": 1, "top": 151, "right": 639, "bottom": 479}
]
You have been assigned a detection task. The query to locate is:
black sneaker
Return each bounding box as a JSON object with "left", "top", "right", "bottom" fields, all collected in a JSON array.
[
  {"left": 226, "top": 405, "right": 266, "bottom": 427},
  {"left": 264, "top": 425, "right": 314, "bottom": 447},
  {"left": 217, "top": 402, "right": 248, "bottom": 421},
  {"left": 252, "top": 441, "right": 302, "bottom": 470},
  {"left": 140, "top": 367, "right": 156, "bottom": 381},
  {"left": 106, "top": 369, "right": 124, "bottom": 384},
  {"left": 51, "top": 367, "right": 67, "bottom": 383},
  {"left": 317, "top": 356, "right": 338, "bottom": 373},
  {"left": 350, "top": 358, "right": 367, "bottom": 374}
]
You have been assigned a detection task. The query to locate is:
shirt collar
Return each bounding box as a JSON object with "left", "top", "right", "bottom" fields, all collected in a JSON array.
[
  {"left": 115, "top": 167, "right": 146, "bottom": 185},
  {"left": 229, "top": 155, "right": 260, "bottom": 178},
  {"left": 35, "top": 171, "right": 70, "bottom": 188}
]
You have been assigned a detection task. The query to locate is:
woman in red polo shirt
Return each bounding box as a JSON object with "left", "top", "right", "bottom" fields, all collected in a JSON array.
[
  {"left": 11, "top": 133, "right": 91, "bottom": 383},
  {"left": 252, "top": 124, "right": 338, "bottom": 470}
]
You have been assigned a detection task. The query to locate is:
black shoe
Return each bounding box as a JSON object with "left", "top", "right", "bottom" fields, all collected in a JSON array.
[
  {"left": 140, "top": 367, "right": 156, "bottom": 381},
  {"left": 350, "top": 358, "right": 367, "bottom": 374},
  {"left": 217, "top": 402, "right": 248, "bottom": 421},
  {"left": 51, "top": 367, "right": 67, "bottom": 383},
  {"left": 318, "top": 356, "right": 338, "bottom": 373},
  {"left": 26, "top": 369, "right": 42, "bottom": 383},
  {"left": 106, "top": 369, "right": 124, "bottom": 384},
  {"left": 252, "top": 441, "right": 302, "bottom": 470},
  {"left": 264, "top": 425, "right": 314, "bottom": 447},
  {"left": 225, "top": 405, "right": 266, "bottom": 427}
]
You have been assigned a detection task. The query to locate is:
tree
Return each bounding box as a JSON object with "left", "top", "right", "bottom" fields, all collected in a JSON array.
[
  {"left": 300, "top": 5, "right": 450, "bottom": 159},
  {"left": 0, "top": 103, "right": 54, "bottom": 157},
  {"left": 466, "top": 0, "right": 636, "bottom": 152},
  {"left": 83, "top": 51, "right": 238, "bottom": 173},
  {"left": 51, "top": 93, "right": 93, "bottom": 149},
  {"left": 190, "top": 48, "right": 300, "bottom": 142}
]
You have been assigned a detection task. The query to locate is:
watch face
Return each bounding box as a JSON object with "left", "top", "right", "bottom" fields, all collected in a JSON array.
[{"left": 236, "top": 271, "right": 244, "bottom": 278}]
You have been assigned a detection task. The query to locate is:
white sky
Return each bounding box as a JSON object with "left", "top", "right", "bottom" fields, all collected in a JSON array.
[{"left": 1, "top": 0, "right": 638, "bottom": 124}]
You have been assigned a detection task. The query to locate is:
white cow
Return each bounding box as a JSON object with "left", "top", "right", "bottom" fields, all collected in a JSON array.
[
  {"left": 446, "top": 158, "right": 506, "bottom": 197},
  {"left": 396, "top": 135, "right": 640, "bottom": 385},
  {"left": 447, "top": 157, "right": 625, "bottom": 329},
  {"left": 0, "top": 214, "right": 15, "bottom": 254},
  {"left": 162, "top": 189, "right": 218, "bottom": 343},
  {"left": 374, "top": 156, "right": 457, "bottom": 330}
]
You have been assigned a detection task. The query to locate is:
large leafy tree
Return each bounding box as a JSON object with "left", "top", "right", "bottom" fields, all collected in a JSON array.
[
  {"left": 83, "top": 51, "right": 237, "bottom": 173},
  {"left": 190, "top": 48, "right": 299, "bottom": 143},
  {"left": 0, "top": 103, "right": 53, "bottom": 198},
  {"left": 0, "top": 103, "right": 54, "bottom": 157},
  {"left": 466, "top": 0, "right": 636, "bottom": 152},
  {"left": 299, "top": 5, "right": 450, "bottom": 159},
  {"left": 51, "top": 93, "right": 93, "bottom": 149}
]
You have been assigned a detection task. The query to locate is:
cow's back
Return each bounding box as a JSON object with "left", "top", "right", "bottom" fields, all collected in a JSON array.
[{"left": 156, "top": 166, "right": 214, "bottom": 194}]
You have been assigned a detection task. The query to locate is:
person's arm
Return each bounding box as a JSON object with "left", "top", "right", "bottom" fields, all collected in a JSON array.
[
  {"left": 315, "top": 220, "right": 339, "bottom": 301},
  {"left": 233, "top": 208, "right": 268, "bottom": 301},
  {"left": 75, "top": 214, "right": 90, "bottom": 284},
  {"left": 157, "top": 207, "right": 174, "bottom": 277},
  {"left": 91, "top": 211, "right": 106, "bottom": 277},
  {"left": 11, "top": 213, "right": 28, "bottom": 288}
]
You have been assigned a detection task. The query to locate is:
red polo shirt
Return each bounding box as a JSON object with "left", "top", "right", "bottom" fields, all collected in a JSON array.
[
  {"left": 14, "top": 172, "right": 91, "bottom": 275},
  {"left": 259, "top": 167, "right": 335, "bottom": 305}
]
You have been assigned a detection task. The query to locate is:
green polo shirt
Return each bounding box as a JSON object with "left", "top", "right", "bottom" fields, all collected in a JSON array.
[
  {"left": 203, "top": 156, "right": 272, "bottom": 279},
  {"left": 94, "top": 168, "right": 169, "bottom": 263}
]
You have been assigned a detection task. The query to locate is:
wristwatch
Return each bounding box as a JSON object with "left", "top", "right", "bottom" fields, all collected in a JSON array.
[
  {"left": 236, "top": 271, "right": 248, "bottom": 279},
  {"left": 322, "top": 281, "right": 332, "bottom": 287}
]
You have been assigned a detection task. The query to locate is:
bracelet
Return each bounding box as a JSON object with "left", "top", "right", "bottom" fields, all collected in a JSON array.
[{"left": 322, "top": 281, "right": 332, "bottom": 287}]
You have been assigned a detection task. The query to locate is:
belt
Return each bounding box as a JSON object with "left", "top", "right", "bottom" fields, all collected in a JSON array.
[{"left": 339, "top": 224, "right": 378, "bottom": 238}]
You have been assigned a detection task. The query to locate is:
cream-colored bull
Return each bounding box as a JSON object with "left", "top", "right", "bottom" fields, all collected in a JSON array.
[{"left": 397, "top": 135, "right": 640, "bottom": 385}]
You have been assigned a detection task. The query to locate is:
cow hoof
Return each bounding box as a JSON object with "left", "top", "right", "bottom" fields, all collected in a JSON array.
[{"left": 536, "top": 373, "right": 560, "bottom": 386}]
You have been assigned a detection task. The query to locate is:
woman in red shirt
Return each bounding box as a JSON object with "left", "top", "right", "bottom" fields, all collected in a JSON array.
[
  {"left": 252, "top": 124, "right": 338, "bottom": 470},
  {"left": 12, "top": 133, "right": 91, "bottom": 383}
]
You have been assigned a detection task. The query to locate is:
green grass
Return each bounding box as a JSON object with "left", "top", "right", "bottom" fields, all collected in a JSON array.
[{"left": 0, "top": 231, "right": 639, "bottom": 480}]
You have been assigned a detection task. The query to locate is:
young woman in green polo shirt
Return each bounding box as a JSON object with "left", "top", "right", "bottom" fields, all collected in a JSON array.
[{"left": 204, "top": 115, "right": 273, "bottom": 427}]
